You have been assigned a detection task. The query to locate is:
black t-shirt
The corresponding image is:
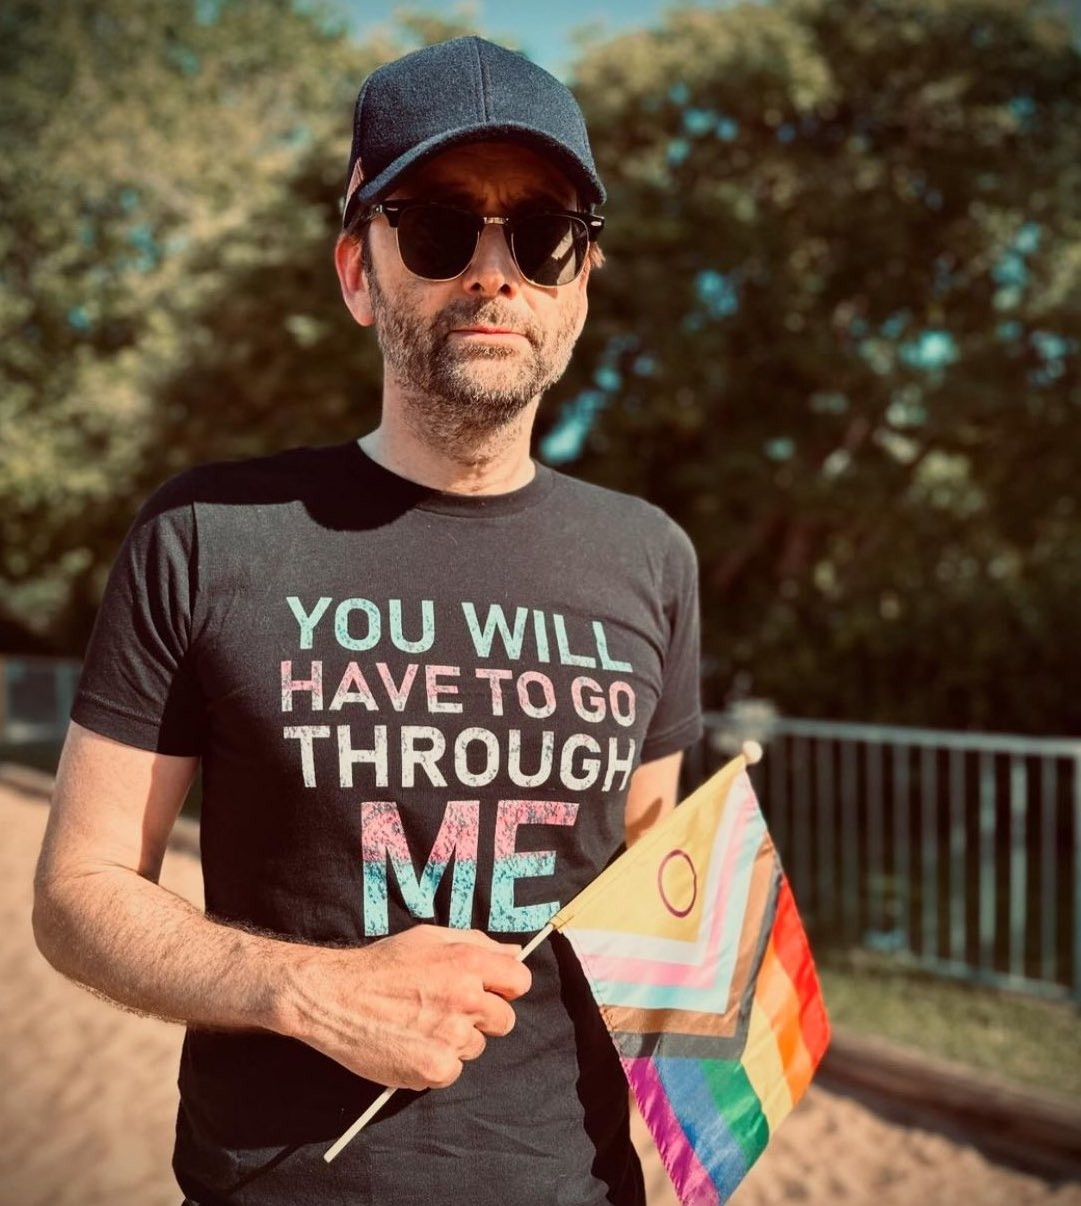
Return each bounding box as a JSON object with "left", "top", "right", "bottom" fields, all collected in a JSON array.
[{"left": 73, "top": 442, "right": 702, "bottom": 1205}]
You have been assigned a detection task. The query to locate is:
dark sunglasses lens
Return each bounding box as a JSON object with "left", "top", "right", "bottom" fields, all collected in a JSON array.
[
  {"left": 513, "top": 215, "right": 588, "bottom": 286},
  {"left": 397, "top": 205, "right": 479, "bottom": 280}
]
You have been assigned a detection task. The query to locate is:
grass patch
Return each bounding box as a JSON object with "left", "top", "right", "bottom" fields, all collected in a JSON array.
[{"left": 818, "top": 947, "right": 1081, "bottom": 1100}]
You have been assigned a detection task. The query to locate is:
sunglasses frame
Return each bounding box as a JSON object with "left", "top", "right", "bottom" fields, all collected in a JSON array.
[{"left": 371, "top": 199, "right": 605, "bottom": 288}]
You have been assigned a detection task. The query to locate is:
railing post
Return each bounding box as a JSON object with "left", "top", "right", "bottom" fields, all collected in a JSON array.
[
  {"left": 769, "top": 734, "right": 787, "bottom": 860},
  {"left": 815, "top": 739, "right": 834, "bottom": 930},
  {"left": 948, "top": 748, "right": 966, "bottom": 965},
  {"left": 1074, "top": 756, "right": 1081, "bottom": 1006},
  {"left": 921, "top": 746, "right": 938, "bottom": 959},
  {"left": 978, "top": 752, "right": 997, "bottom": 976},
  {"left": 1040, "top": 757, "right": 1058, "bottom": 986},
  {"left": 866, "top": 741, "right": 884, "bottom": 935},
  {"left": 1009, "top": 756, "right": 1028, "bottom": 980},
  {"left": 841, "top": 741, "right": 859, "bottom": 943},
  {"left": 893, "top": 745, "right": 911, "bottom": 951},
  {"left": 793, "top": 737, "right": 812, "bottom": 918}
]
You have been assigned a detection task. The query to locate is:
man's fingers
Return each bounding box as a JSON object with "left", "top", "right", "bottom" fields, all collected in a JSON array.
[
  {"left": 462, "top": 1027, "right": 487, "bottom": 1061},
  {"left": 450, "top": 928, "right": 524, "bottom": 957},
  {"left": 474, "top": 992, "right": 517, "bottom": 1038},
  {"left": 424, "top": 1050, "right": 465, "bottom": 1090},
  {"left": 465, "top": 947, "right": 532, "bottom": 1001}
]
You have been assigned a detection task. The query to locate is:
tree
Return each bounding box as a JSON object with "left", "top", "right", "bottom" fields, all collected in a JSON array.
[
  {"left": 0, "top": 0, "right": 384, "bottom": 651},
  {"left": 554, "top": 0, "right": 1081, "bottom": 732},
  {"left": 5, "top": 0, "right": 1078, "bottom": 735},
  {"left": 0, "top": 1, "right": 502, "bottom": 654}
]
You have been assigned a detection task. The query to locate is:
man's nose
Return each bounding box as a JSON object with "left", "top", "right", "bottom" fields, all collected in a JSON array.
[{"left": 461, "top": 223, "right": 521, "bottom": 297}]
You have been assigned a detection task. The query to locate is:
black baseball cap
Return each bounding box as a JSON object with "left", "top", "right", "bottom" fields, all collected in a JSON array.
[{"left": 342, "top": 36, "right": 605, "bottom": 227}]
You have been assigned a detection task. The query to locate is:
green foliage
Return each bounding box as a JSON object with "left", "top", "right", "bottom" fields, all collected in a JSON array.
[
  {"left": 555, "top": 0, "right": 1081, "bottom": 732},
  {"left": 0, "top": 0, "right": 384, "bottom": 648},
  {"left": 2, "top": 0, "right": 1078, "bottom": 734}
]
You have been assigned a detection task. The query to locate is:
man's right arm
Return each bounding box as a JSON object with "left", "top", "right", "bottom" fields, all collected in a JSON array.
[{"left": 33, "top": 721, "right": 530, "bottom": 1091}]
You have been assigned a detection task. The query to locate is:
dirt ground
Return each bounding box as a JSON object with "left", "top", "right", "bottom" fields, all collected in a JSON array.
[{"left": 3, "top": 775, "right": 1079, "bottom": 1206}]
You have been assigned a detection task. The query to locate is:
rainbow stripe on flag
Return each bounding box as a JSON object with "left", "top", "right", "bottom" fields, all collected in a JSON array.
[{"left": 548, "top": 753, "right": 829, "bottom": 1206}]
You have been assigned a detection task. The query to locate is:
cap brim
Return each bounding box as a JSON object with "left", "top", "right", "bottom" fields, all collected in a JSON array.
[{"left": 344, "top": 123, "right": 605, "bottom": 225}]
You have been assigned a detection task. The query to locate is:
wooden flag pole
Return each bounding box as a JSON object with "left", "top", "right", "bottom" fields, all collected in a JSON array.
[
  {"left": 742, "top": 740, "right": 762, "bottom": 765},
  {"left": 324, "top": 1088, "right": 395, "bottom": 1162},
  {"left": 324, "top": 923, "right": 556, "bottom": 1163},
  {"left": 517, "top": 921, "right": 554, "bottom": 961}
]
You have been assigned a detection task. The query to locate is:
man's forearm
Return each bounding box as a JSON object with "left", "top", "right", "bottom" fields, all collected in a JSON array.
[
  {"left": 33, "top": 866, "right": 295, "bottom": 1034},
  {"left": 32, "top": 865, "right": 531, "bottom": 1091}
]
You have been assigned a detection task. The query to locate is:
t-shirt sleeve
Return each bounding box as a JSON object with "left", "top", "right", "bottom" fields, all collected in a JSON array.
[
  {"left": 71, "top": 474, "right": 206, "bottom": 756},
  {"left": 640, "top": 519, "right": 703, "bottom": 763}
]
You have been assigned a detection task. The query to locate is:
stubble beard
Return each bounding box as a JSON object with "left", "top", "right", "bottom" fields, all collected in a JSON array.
[{"left": 366, "top": 263, "right": 583, "bottom": 456}]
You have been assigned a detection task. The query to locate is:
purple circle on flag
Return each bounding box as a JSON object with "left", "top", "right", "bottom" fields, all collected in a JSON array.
[{"left": 657, "top": 849, "right": 697, "bottom": 917}]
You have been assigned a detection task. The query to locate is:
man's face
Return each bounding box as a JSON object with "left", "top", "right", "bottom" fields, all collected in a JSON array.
[{"left": 338, "top": 141, "right": 591, "bottom": 447}]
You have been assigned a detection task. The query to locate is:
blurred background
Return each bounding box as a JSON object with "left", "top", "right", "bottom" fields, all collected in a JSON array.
[
  {"left": 1, "top": 0, "right": 1079, "bottom": 1201},
  {"left": 3, "top": 0, "right": 1081, "bottom": 729}
]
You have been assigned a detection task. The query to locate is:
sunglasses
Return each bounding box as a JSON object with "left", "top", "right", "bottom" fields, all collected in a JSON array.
[{"left": 371, "top": 200, "right": 604, "bottom": 288}]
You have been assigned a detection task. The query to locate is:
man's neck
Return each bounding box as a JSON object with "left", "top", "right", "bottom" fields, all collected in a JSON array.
[{"left": 358, "top": 412, "right": 538, "bottom": 496}]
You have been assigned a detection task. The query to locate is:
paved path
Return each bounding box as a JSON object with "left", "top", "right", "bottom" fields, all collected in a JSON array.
[{"left": 4, "top": 776, "right": 1079, "bottom": 1205}]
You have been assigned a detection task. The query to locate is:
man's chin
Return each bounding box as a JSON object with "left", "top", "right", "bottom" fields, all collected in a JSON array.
[
  {"left": 432, "top": 336, "right": 511, "bottom": 370},
  {"left": 437, "top": 361, "right": 540, "bottom": 403},
  {"left": 440, "top": 386, "right": 536, "bottom": 417}
]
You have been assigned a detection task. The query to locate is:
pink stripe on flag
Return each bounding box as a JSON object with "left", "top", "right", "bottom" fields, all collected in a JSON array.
[
  {"left": 623, "top": 1056, "right": 721, "bottom": 1206},
  {"left": 578, "top": 786, "right": 755, "bottom": 991}
]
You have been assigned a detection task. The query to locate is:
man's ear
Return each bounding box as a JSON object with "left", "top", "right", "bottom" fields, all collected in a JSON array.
[
  {"left": 334, "top": 233, "right": 374, "bottom": 327},
  {"left": 571, "top": 261, "right": 590, "bottom": 339}
]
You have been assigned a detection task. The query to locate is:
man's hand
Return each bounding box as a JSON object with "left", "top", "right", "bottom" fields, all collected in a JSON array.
[{"left": 278, "top": 926, "right": 532, "bottom": 1090}]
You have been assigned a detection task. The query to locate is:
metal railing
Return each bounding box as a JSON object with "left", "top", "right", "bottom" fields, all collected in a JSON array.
[
  {"left": 0, "top": 655, "right": 80, "bottom": 743},
  {"left": 691, "top": 711, "right": 1081, "bottom": 1005}
]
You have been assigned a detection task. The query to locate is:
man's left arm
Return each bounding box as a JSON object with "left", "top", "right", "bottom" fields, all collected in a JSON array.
[{"left": 624, "top": 751, "right": 684, "bottom": 846}]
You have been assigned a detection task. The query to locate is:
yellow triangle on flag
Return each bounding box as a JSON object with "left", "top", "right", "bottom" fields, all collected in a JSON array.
[{"left": 551, "top": 753, "right": 749, "bottom": 935}]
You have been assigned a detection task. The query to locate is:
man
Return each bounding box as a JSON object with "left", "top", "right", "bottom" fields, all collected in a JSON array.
[{"left": 33, "top": 36, "right": 701, "bottom": 1205}]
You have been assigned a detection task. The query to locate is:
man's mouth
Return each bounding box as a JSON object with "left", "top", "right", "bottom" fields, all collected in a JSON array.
[
  {"left": 451, "top": 325, "right": 527, "bottom": 337},
  {"left": 440, "top": 304, "right": 535, "bottom": 345}
]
